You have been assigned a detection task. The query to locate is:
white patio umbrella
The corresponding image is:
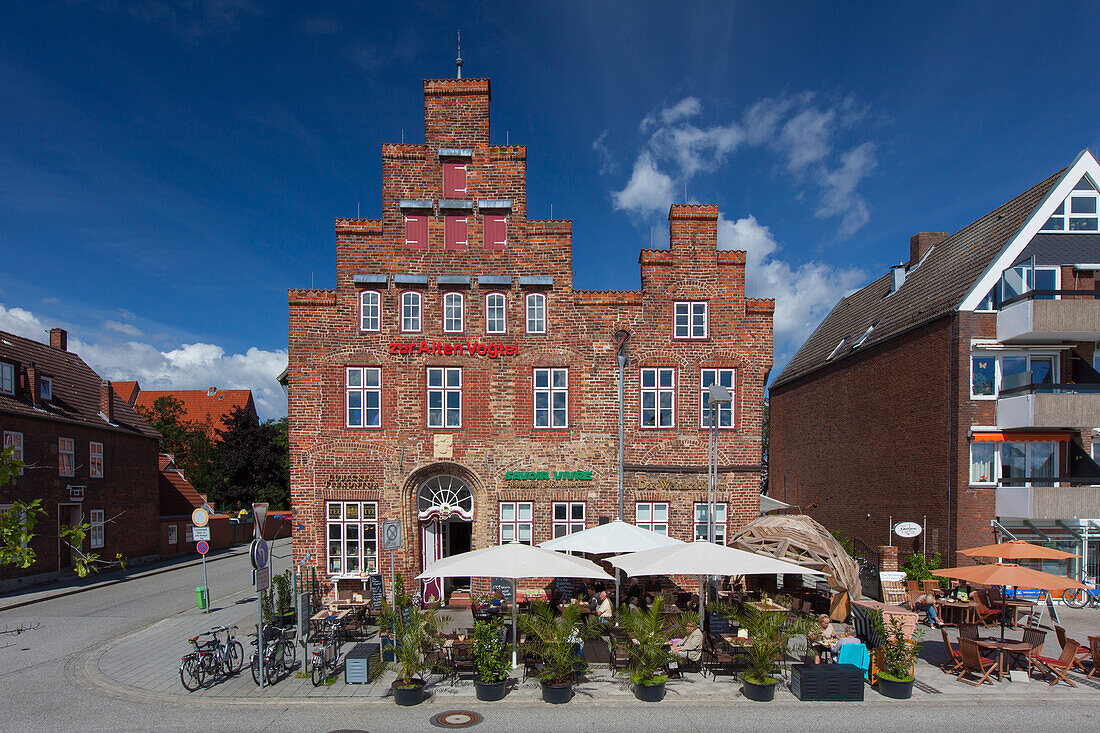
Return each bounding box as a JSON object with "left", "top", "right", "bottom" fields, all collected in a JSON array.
[
  {"left": 540, "top": 520, "right": 684, "bottom": 609},
  {"left": 609, "top": 540, "right": 826, "bottom": 631},
  {"left": 417, "top": 542, "right": 614, "bottom": 666}
]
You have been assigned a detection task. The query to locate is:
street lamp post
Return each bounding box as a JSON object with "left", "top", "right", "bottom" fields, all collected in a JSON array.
[{"left": 703, "top": 383, "right": 732, "bottom": 620}]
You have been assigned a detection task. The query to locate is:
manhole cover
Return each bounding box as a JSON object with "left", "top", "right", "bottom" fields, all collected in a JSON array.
[
  {"left": 327, "top": 730, "right": 368, "bottom": 733},
  {"left": 430, "top": 710, "right": 482, "bottom": 728}
]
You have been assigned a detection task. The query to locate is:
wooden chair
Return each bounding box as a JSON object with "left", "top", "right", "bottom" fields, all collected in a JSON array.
[
  {"left": 607, "top": 630, "right": 631, "bottom": 677},
  {"left": 906, "top": 579, "right": 920, "bottom": 601},
  {"left": 1087, "top": 636, "right": 1100, "bottom": 680},
  {"left": 939, "top": 627, "right": 963, "bottom": 675},
  {"left": 971, "top": 596, "right": 1001, "bottom": 626},
  {"left": 702, "top": 633, "right": 736, "bottom": 678},
  {"left": 1031, "top": 640, "right": 1079, "bottom": 688},
  {"left": 1054, "top": 625, "right": 1091, "bottom": 672},
  {"left": 1013, "top": 626, "right": 1048, "bottom": 677},
  {"left": 957, "top": 623, "right": 980, "bottom": 641},
  {"left": 922, "top": 579, "right": 939, "bottom": 595},
  {"left": 450, "top": 641, "right": 476, "bottom": 683},
  {"left": 956, "top": 638, "right": 996, "bottom": 686}
]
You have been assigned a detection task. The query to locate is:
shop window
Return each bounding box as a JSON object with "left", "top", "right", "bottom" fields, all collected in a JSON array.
[
  {"left": 326, "top": 501, "right": 378, "bottom": 575},
  {"left": 499, "top": 502, "right": 532, "bottom": 544},
  {"left": 693, "top": 503, "right": 727, "bottom": 543},
  {"left": 674, "top": 302, "right": 707, "bottom": 339},
  {"left": 346, "top": 367, "right": 381, "bottom": 428},
  {"left": 445, "top": 214, "right": 468, "bottom": 250},
  {"left": 485, "top": 214, "right": 507, "bottom": 250},
  {"left": 89, "top": 442, "right": 103, "bottom": 478},
  {"left": 427, "top": 367, "right": 462, "bottom": 428},
  {"left": 635, "top": 502, "right": 669, "bottom": 535},
  {"left": 2, "top": 431, "right": 23, "bottom": 477},
  {"left": 552, "top": 502, "right": 585, "bottom": 539},
  {"left": 700, "top": 369, "right": 735, "bottom": 428},
  {"left": 360, "top": 291, "right": 381, "bottom": 332},
  {"left": 526, "top": 292, "right": 546, "bottom": 334},
  {"left": 534, "top": 368, "right": 568, "bottom": 428},
  {"left": 401, "top": 291, "right": 422, "bottom": 332},
  {"left": 404, "top": 214, "right": 428, "bottom": 250},
  {"left": 59, "top": 437, "right": 74, "bottom": 477},
  {"left": 641, "top": 368, "right": 675, "bottom": 428}
]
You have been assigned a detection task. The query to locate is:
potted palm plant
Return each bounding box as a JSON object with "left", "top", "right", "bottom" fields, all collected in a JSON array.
[
  {"left": 519, "top": 601, "right": 592, "bottom": 704},
  {"left": 380, "top": 599, "right": 448, "bottom": 706},
  {"left": 272, "top": 570, "right": 296, "bottom": 629},
  {"left": 616, "top": 596, "right": 680, "bottom": 702},
  {"left": 729, "top": 601, "right": 816, "bottom": 702},
  {"left": 472, "top": 618, "right": 510, "bottom": 701},
  {"left": 872, "top": 611, "right": 923, "bottom": 699}
]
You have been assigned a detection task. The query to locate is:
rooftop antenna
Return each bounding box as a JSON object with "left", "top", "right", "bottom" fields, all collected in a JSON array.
[
  {"left": 357, "top": 202, "right": 360, "bottom": 218},
  {"left": 455, "top": 31, "right": 463, "bottom": 79},
  {"left": 401, "top": 128, "right": 404, "bottom": 143}
]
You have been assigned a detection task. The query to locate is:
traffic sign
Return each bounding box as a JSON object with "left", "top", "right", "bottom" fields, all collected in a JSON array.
[
  {"left": 250, "top": 538, "right": 270, "bottom": 569},
  {"left": 191, "top": 508, "right": 209, "bottom": 527},
  {"left": 252, "top": 502, "right": 269, "bottom": 538},
  {"left": 193, "top": 525, "right": 211, "bottom": 541},
  {"left": 196, "top": 540, "right": 209, "bottom": 555},
  {"left": 381, "top": 520, "right": 403, "bottom": 551},
  {"left": 255, "top": 565, "right": 270, "bottom": 592}
]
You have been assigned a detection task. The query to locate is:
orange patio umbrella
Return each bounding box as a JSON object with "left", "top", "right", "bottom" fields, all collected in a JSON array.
[{"left": 958, "top": 540, "right": 1079, "bottom": 561}]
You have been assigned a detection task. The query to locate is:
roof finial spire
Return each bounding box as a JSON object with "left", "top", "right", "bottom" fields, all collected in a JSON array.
[{"left": 455, "top": 30, "right": 463, "bottom": 79}]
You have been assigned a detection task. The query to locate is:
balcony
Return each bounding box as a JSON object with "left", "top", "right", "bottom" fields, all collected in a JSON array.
[
  {"left": 995, "top": 485, "right": 1100, "bottom": 520},
  {"left": 997, "top": 371, "right": 1100, "bottom": 429},
  {"left": 997, "top": 291, "right": 1100, "bottom": 343}
]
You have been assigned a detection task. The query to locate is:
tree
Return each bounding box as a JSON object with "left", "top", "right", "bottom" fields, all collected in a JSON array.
[
  {"left": 136, "top": 395, "right": 222, "bottom": 504},
  {"left": 760, "top": 395, "right": 770, "bottom": 494},
  {"left": 216, "top": 407, "right": 289, "bottom": 509}
]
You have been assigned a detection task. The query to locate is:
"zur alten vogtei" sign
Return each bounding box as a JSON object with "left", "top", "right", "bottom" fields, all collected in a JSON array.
[{"left": 389, "top": 340, "right": 518, "bottom": 358}]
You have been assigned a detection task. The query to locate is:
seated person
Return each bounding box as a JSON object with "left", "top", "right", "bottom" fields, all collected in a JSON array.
[
  {"left": 912, "top": 592, "right": 944, "bottom": 628},
  {"left": 597, "top": 591, "right": 614, "bottom": 620},
  {"left": 670, "top": 622, "right": 704, "bottom": 664},
  {"left": 809, "top": 614, "right": 848, "bottom": 642}
]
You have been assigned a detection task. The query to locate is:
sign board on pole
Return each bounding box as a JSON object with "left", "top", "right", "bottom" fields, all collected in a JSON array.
[
  {"left": 255, "top": 565, "right": 270, "bottom": 592},
  {"left": 196, "top": 540, "right": 209, "bottom": 555},
  {"left": 380, "top": 520, "right": 403, "bottom": 551},
  {"left": 894, "top": 521, "right": 922, "bottom": 539},
  {"left": 191, "top": 508, "right": 209, "bottom": 527},
  {"left": 250, "top": 538, "right": 269, "bottom": 569},
  {"left": 252, "top": 503, "right": 268, "bottom": 538},
  {"left": 193, "top": 525, "right": 211, "bottom": 541}
]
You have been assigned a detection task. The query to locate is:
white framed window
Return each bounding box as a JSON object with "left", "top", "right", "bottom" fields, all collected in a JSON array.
[
  {"left": 970, "top": 352, "right": 1056, "bottom": 399},
  {"left": 443, "top": 292, "right": 464, "bottom": 333},
  {"left": 552, "top": 502, "right": 586, "bottom": 539},
  {"left": 1, "top": 503, "right": 27, "bottom": 546},
  {"left": 0, "top": 362, "right": 12, "bottom": 395},
  {"left": 89, "top": 442, "right": 103, "bottom": 478},
  {"left": 90, "top": 508, "right": 105, "bottom": 548},
  {"left": 674, "top": 302, "right": 708, "bottom": 339},
  {"left": 326, "top": 501, "right": 378, "bottom": 575},
  {"left": 499, "top": 501, "right": 532, "bottom": 544},
  {"left": 826, "top": 338, "right": 848, "bottom": 361},
  {"left": 700, "top": 369, "right": 735, "bottom": 428},
  {"left": 635, "top": 502, "right": 669, "bottom": 535},
  {"left": 1040, "top": 176, "right": 1099, "bottom": 232},
  {"left": 999, "top": 265, "right": 1060, "bottom": 304},
  {"left": 970, "top": 442, "right": 996, "bottom": 484},
  {"left": 526, "top": 292, "right": 546, "bottom": 334},
  {"left": 485, "top": 292, "right": 507, "bottom": 334},
  {"left": 533, "top": 368, "right": 568, "bottom": 428},
  {"left": 693, "top": 503, "right": 727, "bottom": 543},
  {"left": 168, "top": 524, "right": 178, "bottom": 545},
  {"left": 39, "top": 376, "right": 52, "bottom": 401},
  {"left": 852, "top": 320, "right": 880, "bottom": 348},
  {"left": 59, "top": 437, "right": 74, "bottom": 477},
  {"left": 641, "top": 367, "right": 675, "bottom": 428},
  {"left": 185, "top": 523, "right": 193, "bottom": 543},
  {"left": 969, "top": 440, "right": 1058, "bottom": 486},
  {"left": 360, "top": 290, "right": 381, "bottom": 332},
  {"left": 2, "top": 431, "right": 23, "bottom": 476},
  {"left": 427, "top": 367, "right": 462, "bottom": 428},
  {"left": 401, "top": 291, "right": 422, "bottom": 332},
  {"left": 346, "top": 367, "right": 382, "bottom": 428}
]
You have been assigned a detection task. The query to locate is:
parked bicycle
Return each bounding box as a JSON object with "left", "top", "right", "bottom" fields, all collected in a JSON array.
[
  {"left": 1063, "top": 575, "right": 1099, "bottom": 608},
  {"left": 179, "top": 635, "right": 218, "bottom": 691},
  {"left": 249, "top": 625, "right": 296, "bottom": 686},
  {"left": 310, "top": 617, "right": 341, "bottom": 686}
]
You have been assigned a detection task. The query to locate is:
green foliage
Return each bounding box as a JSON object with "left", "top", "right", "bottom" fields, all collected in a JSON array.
[
  {"left": 273, "top": 569, "right": 293, "bottom": 616},
  {"left": 259, "top": 586, "right": 274, "bottom": 623},
  {"left": 519, "top": 601, "right": 595, "bottom": 685},
  {"left": 831, "top": 530, "right": 857, "bottom": 559},
  {"left": 136, "top": 396, "right": 222, "bottom": 503},
  {"left": 0, "top": 497, "right": 44, "bottom": 569},
  {"left": 390, "top": 604, "right": 448, "bottom": 687},
  {"left": 719, "top": 601, "right": 817, "bottom": 685},
  {"left": 0, "top": 444, "right": 25, "bottom": 486},
  {"left": 872, "top": 610, "right": 923, "bottom": 681},
  {"left": 217, "top": 409, "right": 289, "bottom": 510},
  {"left": 616, "top": 596, "right": 679, "bottom": 686},
  {"left": 900, "top": 552, "right": 945, "bottom": 588},
  {"left": 472, "top": 618, "right": 509, "bottom": 684}
]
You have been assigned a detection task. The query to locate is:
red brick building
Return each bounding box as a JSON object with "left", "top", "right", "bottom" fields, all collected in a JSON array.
[
  {"left": 287, "top": 77, "right": 774, "bottom": 603},
  {"left": 0, "top": 328, "right": 161, "bottom": 586},
  {"left": 770, "top": 150, "right": 1100, "bottom": 579}
]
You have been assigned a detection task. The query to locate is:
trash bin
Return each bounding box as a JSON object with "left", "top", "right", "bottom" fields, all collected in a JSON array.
[{"left": 195, "top": 586, "right": 208, "bottom": 610}]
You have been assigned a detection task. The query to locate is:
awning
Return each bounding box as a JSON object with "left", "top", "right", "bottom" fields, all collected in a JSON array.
[
  {"left": 759, "top": 494, "right": 790, "bottom": 513},
  {"left": 972, "top": 432, "right": 1071, "bottom": 442}
]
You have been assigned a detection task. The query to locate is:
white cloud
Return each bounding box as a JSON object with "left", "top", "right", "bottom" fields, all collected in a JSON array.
[
  {"left": 103, "top": 320, "right": 144, "bottom": 337},
  {"left": 592, "top": 130, "right": 617, "bottom": 175},
  {"left": 816, "top": 142, "right": 877, "bottom": 239},
  {"left": 0, "top": 302, "right": 287, "bottom": 419},
  {"left": 611, "top": 152, "right": 675, "bottom": 217},
  {"left": 641, "top": 97, "right": 702, "bottom": 132}
]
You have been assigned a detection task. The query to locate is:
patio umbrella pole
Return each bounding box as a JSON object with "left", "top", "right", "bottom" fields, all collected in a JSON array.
[
  {"left": 512, "top": 578, "right": 518, "bottom": 668},
  {"left": 698, "top": 574, "right": 705, "bottom": 633}
]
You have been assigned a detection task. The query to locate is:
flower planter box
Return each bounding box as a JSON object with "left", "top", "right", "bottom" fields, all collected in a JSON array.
[{"left": 790, "top": 663, "right": 865, "bottom": 701}]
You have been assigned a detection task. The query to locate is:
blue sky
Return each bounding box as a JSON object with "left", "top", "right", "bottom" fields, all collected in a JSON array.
[{"left": 1, "top": 2, "right": 1098, "bottom": 418}]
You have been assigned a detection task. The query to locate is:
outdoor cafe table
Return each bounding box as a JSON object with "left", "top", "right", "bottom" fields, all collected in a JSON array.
[
  {"left": 939, "top": 600, "right": 978, "bottom": 626},
  {"left": 976, "top": 638, "right": 1032, "bottom": 681},
  {"left": 309, "top": 608, "right": 349, "bottom": 638},
  {"left": 1001, "top": 599, "right": 1036, "bottom": 628}
]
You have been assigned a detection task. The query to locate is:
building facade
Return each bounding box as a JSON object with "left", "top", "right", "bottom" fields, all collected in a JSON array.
[
  {"left": 770, "top": 150, "right": 1100, "bottom": 580},
  {"left": 287, "top": 77, "right": 774, "bottom": 603},
  {"left": 0, "top": 328, "right": 161, "bottom": 586}
]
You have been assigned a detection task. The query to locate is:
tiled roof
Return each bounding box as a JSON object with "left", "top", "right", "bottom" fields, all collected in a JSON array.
[
  {"left": 113, "top": 380, "right": 140, "bottom": 406},
  {"left": 134, "top": 388, "right": 256, "bottom": 432},
  {"left": 158, "top": 453, "right": 205, "bottom": 517},
  {"left": 772, "top": 168, "right": 1066, "bottom": 389},
  {"left": 0, "top": 331, "right": 159, "bottom": 439}
]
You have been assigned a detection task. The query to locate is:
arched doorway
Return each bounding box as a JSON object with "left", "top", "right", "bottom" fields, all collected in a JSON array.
[{"left": 417, "top": 474, "right": 473, "bottom": 604}]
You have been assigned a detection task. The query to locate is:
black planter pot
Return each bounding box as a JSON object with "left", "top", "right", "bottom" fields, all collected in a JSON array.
[
  {"left": 475, "top": 679, "right": 508, "bottom": 701},
  {"left": 540, "top": 681, "right": 573, "bottom": 704},
  {"left": 741, "top": 678, "right": 777, "bottom": 702},
  {"left": 876, "top": 675, "right": 914, "bottom": 700},
  {"left": 392, "top": 679, "right": 426, "bottom": 706},
  {"left": 633, "top": 681, "right": 666, "bottom": 702},
  {"left": 274, "top": 611, "right": 296, "bottom": 629}
]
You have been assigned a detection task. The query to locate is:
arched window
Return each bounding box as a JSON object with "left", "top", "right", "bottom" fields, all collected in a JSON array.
[
  {"left": 485, "top": 292, "right": 506, "bottom": 334},
  {"left": 526, "top": 292, "right": 546, "bottom": 334},
  {"left": 401, "top": 291, "right": 421, "bottom": 332},
  {"left": 443, "top": 292, "right": 464, "bottom": 333},
  {"left": 417, "top": 475, "right": 473, "bottom": 521},
  {"left": 360, "top": 290, "right": 380, "bottom": 332}
]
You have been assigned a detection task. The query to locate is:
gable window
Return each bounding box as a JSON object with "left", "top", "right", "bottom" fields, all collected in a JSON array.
[
  {"left": 999, "top": 265, "right": 1059, "bottom": 303},
  {"left": 485, "top": 293, "right": 507, "bottom": 334},
  {"left": 443, "top": 292, "right": 464, "bottom": 333},
  {"left": 552, "top": 502, "right": 586, "bottom": 539},
  {"left": 641, "top": 367, "right": 675, "bottom": 428},
  {"left": 89, "top": 442, "right": 103, "bottom": 478},
  {"left": 39, "top": 376, "right": 52, "bottom": 401},
  {"left": 427, "top": 367, "right": 462, "bottom": 428},
  {"left": 360, "top": 291, "right": 381, "bottom": 332},
  {"left": 635, "top": 502, "right": 669, "bottom": 535},
  {"left": 526, "top": 293, "right": 546, "bottom": 334},
  {"left": 970, "top": 353, "right": 1056, "bottom": 399},
  {"left": 674, "top": 302, "right": 708, "bottom": 339},
  {"left": 0, "top": 362, "right": 12, "bottom": 395},
  {"left": 401, "top": 292, "right": 422, "bottom": 332},
  {"left": 59, "top": 437, "right": 74, "bottom": 477},
  {"left": 534, "top": 368, "right": 568, "bottom": 428},
  {"left": 346, "top": 367, "right": 382, "bottom": 428},
  {"left": 443, "top": 161, "right": 467, "bottom": 198},
  {"left": 484, "top": 214, "right": 507, "bottom": 250},
  {"left": 694, "top": 503, "right": 727, "bottom": 543},
  {"left": 327, "top": 501, "right": 378, "bottom": 575},
  {"left": 499, "top": 502, "right": 532, "bottom": 544},
  {"left": 444, "top": 214, "right": 468, "bottom": 250},
  {"left": 90, "top": 509, "right": 105, "bottom": 549},
  {"left": 700, "top": 369, "right": 735, "bottom": 428},
  {"left": 2, "top": 431, "right": 22, "bottom": 477},
  {"left": 404, "top": 214, "right": 428, "bottom": 249},
  {"left": 1041, "top": 176, "right": 1099, "bottom": 232}
]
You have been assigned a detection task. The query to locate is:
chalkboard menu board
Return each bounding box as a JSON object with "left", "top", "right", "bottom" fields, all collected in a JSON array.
[
  {"left": 400, "top": 604, "right": 412, "bottom": 625},
  {"left": 707, "top": 613, "right": 732, "bottom": 634},
  {"left": 491, "top": 577, "right": 514, "bottom": 603},
  {"left": 369, "top": 574, "right": 384, "bottom": 608},
  {"left": 554, "top": 577, "right": 575, "bottom": 599}
]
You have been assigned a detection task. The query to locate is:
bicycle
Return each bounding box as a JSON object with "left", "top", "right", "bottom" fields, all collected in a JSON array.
[
  {"left": 249, "top": 625, "right": 294, "bottom": 686},
  {"left": 1063, "top": 575, "right": 1099, "bottom": 609},
  {"left": 310, "top": 617, "right": 341, "bottom": 686},
  {"left": 179, "top": 635, "right": 219, "bottom": 691},
  {"left": 209, "top": 624, "right": 244, "bottom": 676}
]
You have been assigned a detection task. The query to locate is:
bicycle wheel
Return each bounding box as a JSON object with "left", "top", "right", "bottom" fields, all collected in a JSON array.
[
  {"left": 311, "top": 652, "right": 325, "bottom": 686},
  {"left": 265, "top": 649, "right": 281, "bottom": 685},
  {"left": 225, "top": 640, "right": 244, "bottom": 675},
  {"left": 180, "top": 656, "right": 202, "bottom": 692},
  {"left": 198, "top": 653, "right": 218, "bottom": 688},
  {"left": 251, "top": 653, "right": 262, "bottom": 686},
  {"left": 1063, "top": 588, "right": 1087, "bottom": 609},
  {"left": 281, "top": 639, "right": 296, "bottom": 671}
]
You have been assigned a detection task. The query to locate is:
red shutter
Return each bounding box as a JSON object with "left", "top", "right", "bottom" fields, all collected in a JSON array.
[
  {"left": 443, "top": 162, "right": 467, "bottom": 197},
  {"left": 405, "top": 215, "right": 428, "bottom": 249},
  {"left": 484, "top": 215, "right": 507, "bottom": 250},
  {"left": 445, "top": 215, "right": 468, "bottom": 250}
]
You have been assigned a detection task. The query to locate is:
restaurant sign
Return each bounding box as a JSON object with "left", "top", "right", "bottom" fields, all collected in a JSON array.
[
  {"left": 389, "top": 339, "right": 518, "bottom": 358},
  {"left": 505, "top": 470, "right": 593, "bottom": 481},
  {"left": 894, "top": 521, "right": 922, "bottom": 539}
]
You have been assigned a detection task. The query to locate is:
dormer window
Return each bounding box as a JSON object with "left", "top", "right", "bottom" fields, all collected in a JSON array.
[
  {"left": 1041, "top": 176, "right": 1099, "bottom": 232},
  {"left": 39, "top": 376, "right": 52, "bottom": 401},
  {"left": 0, "top": 362, "right": 12, "bottom": 395},
  {"left": 826, "top": 338, "right": 848, "bottom": 361},
  {"left": 852, "top": 321, "right": 880, "bottom": 349}
]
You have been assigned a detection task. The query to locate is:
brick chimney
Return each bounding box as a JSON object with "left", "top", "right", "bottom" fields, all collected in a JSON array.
[
  {"left": 26, "top": 362, "right": 38, "bottom": 408},
  {"left": 909, "top": 232, "right": 948, "bottom": 267},
  {"left": 49, "top": 328, "right": 67, "bottom": 351},
  {"left": 100, "top": 380, "right": 113, "bottom": 422},
  {"left": 423, "top": 78, "right": 491, "bottom": 149}
]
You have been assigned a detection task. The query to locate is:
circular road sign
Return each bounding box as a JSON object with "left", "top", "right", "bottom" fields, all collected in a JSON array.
[
  {"left": 191, "top": 508, "right": 209, "bottom": 527},
  {"left": 250, "top": 538, "right": 270, "bottom": 569},
  {"left": 196, "top": 540, "right": 209, "bottom": 555},
  {"left": 894, "top": 521, "right": 923, "bottom": 539}
]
